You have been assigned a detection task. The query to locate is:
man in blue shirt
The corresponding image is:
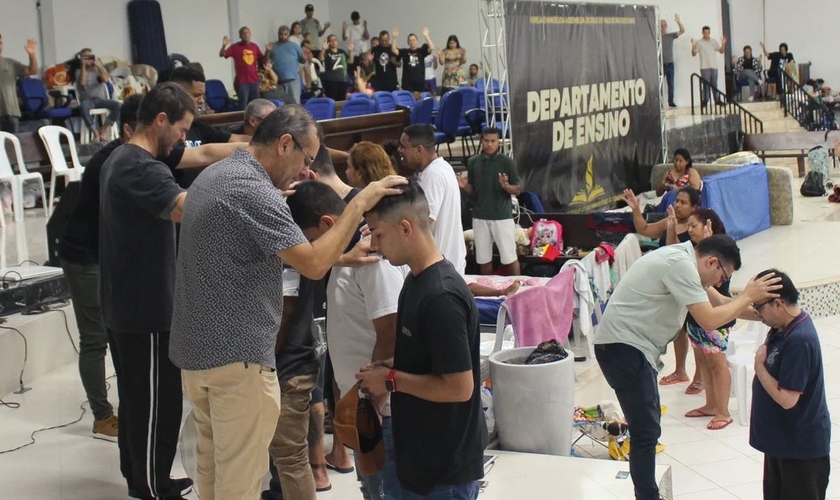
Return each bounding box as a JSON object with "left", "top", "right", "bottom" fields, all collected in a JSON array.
[
  {"left": 750, "top": 269, "right": 831, "bottom": 500},
  {"left": 269, "top": 25, "right": 305, "bottom": 104}
]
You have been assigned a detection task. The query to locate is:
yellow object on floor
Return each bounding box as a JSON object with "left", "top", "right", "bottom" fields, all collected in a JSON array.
[{"left": 607, "top": 437, "right": 665, "bottom": 461}]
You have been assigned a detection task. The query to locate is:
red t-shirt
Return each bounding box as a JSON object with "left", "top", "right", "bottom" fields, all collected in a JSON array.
[{"left": 225, "top": 42, "right": 263, "bottom": 85}]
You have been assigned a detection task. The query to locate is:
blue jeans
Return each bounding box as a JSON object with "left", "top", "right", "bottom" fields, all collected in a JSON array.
[
  {"left": 595, "top": 343, "right": 661, "bottom": 500},
  {"left": 79, "top": 97, "right": 121, "bottom": 129},
  {"left": 357, "top": 417, "right": 401, "bottom": 500},
  {"left": 235, "top": 82, "right": 261, "bottom": 110},
  {"left": 398, "top": 482, "right": 480, "bottom": 500},
  {"left": 663, "top": 63, "right": 675, "bottom": 104}
]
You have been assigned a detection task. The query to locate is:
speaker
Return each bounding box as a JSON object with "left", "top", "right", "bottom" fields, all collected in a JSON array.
[{"left": 45, "top": 181, "right": 82, "bottom": 267}]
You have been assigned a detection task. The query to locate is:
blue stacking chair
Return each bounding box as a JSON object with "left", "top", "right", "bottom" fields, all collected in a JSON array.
[
  {"left": 373, "top": 91, "right": 397, "bottom": 112},
  {"left": 205, "top": 79, "right": 238, "bottom": 112},
  {"left": 433, "top": 90, "right": 464, "bottom": 160},
  {"left": 410, "top": 96, "right": 434, "bottom": 125},
  {"left": 392, "top": 90, "right": 416, "bottom": 109},
  {"left": 17, "top": 78, "right": 72, "bottom": 123},
  {"left": 341, "top": 97, "right": 377, "bottom": 118},
  {"left": 304, "top": 97, "right": 336, "bottom": 120}
]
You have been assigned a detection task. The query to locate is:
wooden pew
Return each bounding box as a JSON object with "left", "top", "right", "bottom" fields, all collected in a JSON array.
[
  {"left": 197, "top": 109, "right": 410, "bottom": 175},
  {"left": 4, "top": 131, "right": 54, "bottom": 175},
  {"left": 743, "top": 131, "right": 839, "bottom": 177}
]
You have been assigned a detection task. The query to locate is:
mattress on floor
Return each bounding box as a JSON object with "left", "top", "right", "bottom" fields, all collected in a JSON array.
[{"left": 700, "top": 163, "right": 771, "bottom": 241}]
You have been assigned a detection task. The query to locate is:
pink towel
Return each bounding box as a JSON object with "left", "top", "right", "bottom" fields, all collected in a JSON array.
[{"left": 503, "top": 268, "right": 575, "bottom": 347}]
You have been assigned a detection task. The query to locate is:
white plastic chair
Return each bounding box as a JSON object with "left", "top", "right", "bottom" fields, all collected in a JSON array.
[
  {"left": 726, "top": 320, "right": 769, "bottom": 426},
  {"left": 79, "top": 82, "right": 119, "bottom": 145},
  {"left": 37, "top": 126, "right": 85, "bottom": 215},
  {"left": 0, "top": 132, "right": 48, "bottom": 222}
]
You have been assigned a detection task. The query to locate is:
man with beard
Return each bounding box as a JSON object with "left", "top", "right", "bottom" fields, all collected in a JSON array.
[{"left": 99, "top": 82, "right": 197, "bottom": 500}]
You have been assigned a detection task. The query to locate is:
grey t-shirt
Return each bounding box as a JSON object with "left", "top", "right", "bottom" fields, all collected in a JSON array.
[
  {"left": 594, "top": 241, "right": 708, "bottom": 370},
  {"left": 697, "top": 38, "right": 720, "bottom": 70},
  {"left": 170, "top": 148, "right": 308, "bottom": 371},
  {"left": 0, "top": 57, "right": 28, "bottom": 117},
  {"left": 662, "top": 32, "right": 679, "bottom": 64},
  {"left": 76, "top": 67, "right": 108, "bottom": 101}
]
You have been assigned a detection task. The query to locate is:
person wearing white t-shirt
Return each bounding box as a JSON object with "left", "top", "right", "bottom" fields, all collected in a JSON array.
[
  {"left": 398, "top": 124, "right": 467, "bottom": 275},
  {"left": 342, "top": 11, "right": 370, "bottom": 57},
  {"left": 691, "top": 26, "right": 727, "bottom": 106},
  {"left": 424, "top": 53, "right": 438, "bottom": 93},
  {"left": 286, "top": 181, "right": 404, "bottom": 500}
]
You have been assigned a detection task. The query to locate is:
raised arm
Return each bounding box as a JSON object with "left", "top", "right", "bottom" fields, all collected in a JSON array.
[
  {"left": 675, "top": 14, "right": 685, "bottom": 36},
  {"left": 94, "top": 58, "right": 110, "bottom": 82},
  {"left": 623, "top": 188, "right": 666, "bottom": 238},
  {"left": 318, "top": 21, "right": 331, "bottom": 37},
  {"left": 390, "top": 28, "right": 401, "bottom": 55},
  {"left": 422, "top": 27, "right": 435, "bottom": 51},
  {"left": 219, "top": 35, "right": 230, "bottom": 58},
  {"left": 759, "top": 42, "right": 770, "bottom": 59},
  {"left": 718, "top": 35, "right": 727, "bottom": 54},
  {"left": 690, "top": 38, "right": 698, "bottom": 57},
  {"left": 24, "top": 39, "right": 38, "bottom": 76}
]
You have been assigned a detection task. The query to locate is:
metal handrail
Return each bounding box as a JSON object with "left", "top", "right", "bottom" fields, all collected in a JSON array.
[
  {"left": 777, "top": 71, "right": 836, "bottom": 131},
  {"left": 689, "top": 73, "right": 764, "bottom": 134}
]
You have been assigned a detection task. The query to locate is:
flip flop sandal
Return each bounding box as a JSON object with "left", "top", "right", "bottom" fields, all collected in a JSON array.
[
  {"left": 685, "top": 381, "right": 704, "bottom": 395},
  {"left": 324, "top": 459, "right": 355, "bottom": 474},
  {"left": 684, "top": 409, "right": 715, "bottom": 418},
  {"left": 309, "top": 463, "right": 333, "bottom": 491},
  {"left": 659, "top": 373, "right": 689, "bottom": 385},
  {"left": 707, "top": 418, "right": 733, "bottom": 430}
]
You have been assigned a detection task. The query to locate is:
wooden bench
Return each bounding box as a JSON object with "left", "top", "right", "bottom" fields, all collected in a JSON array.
[
  {"left": 197, "top": 109, "right": 410, "bottom": 176},
  {"left": 743, "top": 131, "right": 838, "bottom": 177}
]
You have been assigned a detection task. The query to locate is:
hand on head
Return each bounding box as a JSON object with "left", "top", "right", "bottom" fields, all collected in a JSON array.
[{"left": 743, "top": 272, "right": 782, "bottom": 304}]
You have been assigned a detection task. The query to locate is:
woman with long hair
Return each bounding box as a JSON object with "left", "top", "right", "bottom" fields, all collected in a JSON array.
[{"left": 437, "top": 34, "right": 467, "bottom": 94}]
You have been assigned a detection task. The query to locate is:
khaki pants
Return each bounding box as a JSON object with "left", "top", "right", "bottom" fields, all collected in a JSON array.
[
  {"left": 269, "top": 373, "right": 318, "bottom": 500},
  {"left": 183, "top": 362, "right": 281, "bottom": 500}
]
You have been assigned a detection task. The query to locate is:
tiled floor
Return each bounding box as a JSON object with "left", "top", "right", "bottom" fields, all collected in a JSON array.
[{"left": 572, "top": 314, "right": 840, "bottom": 500}]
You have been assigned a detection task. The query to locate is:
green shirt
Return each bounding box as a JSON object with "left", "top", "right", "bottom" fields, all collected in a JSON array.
[
  {"left": 466, "top": 152, "right": 520, "bottom": 220},
  {"left": 593, "top": 241, "right": 709, "bottom": 370},
  {"left": 0, "top": 57, "right": 29, "bottom": 118}
]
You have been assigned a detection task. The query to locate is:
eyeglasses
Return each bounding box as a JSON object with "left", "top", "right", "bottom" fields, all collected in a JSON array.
[
  {"left": 291, "top": 136, "right": 315, "bottom": 168},
  {"left": 753, "top": 299, "right": 775, "bottom": 313},
  {"left": 717, "top": 261, "right": 731, "bottom": 283}
]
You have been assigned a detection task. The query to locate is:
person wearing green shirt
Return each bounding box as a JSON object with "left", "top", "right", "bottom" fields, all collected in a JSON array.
[{"left": 458, "top": 128, "right": 522, "bottom": 275}]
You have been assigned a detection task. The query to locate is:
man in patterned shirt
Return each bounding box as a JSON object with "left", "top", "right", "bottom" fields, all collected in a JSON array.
[{"left": 169, "top": 104, "right": 406, "bottom": 500}]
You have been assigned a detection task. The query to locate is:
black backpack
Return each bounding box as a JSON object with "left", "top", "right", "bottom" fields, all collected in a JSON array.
[{"left": 800, "top": 170, "right": 826, "bottom": 197}]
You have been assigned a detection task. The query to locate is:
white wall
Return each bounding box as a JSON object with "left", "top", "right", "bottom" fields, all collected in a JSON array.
[
  {"left": 0, "top": 0, "right": 41, "bottom": 63},
  {"left": 763, "top": 0, "right": 835, "bottom": 87},
  {"left": 238, "top": 0, "right": 332, "bottom": 48},
  {"left": 329, "top": 0, "right": 720, "bottom": 107}
]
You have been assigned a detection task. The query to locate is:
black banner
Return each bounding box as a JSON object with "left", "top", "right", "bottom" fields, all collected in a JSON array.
[{"left": 506, "top": 2, "right": 662, "bottom": 212}]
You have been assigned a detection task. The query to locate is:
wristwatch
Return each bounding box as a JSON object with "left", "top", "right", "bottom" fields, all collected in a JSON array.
[{"left": 385, "top": 369, "right": 397, "bottom": 393}]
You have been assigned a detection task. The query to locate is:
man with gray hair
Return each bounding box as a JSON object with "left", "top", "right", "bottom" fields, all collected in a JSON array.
[
  {"left": 268, "top": 25, "right": 305, "bottom": 104},
  {"left": 230, "top": 98, "right": 276, "bottom": 136},
  {"left": 169, "top": 104, "right": 406, "bottom": 500}
]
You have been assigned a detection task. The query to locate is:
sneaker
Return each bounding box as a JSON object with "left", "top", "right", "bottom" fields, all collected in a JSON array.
[
  {"left": 748, "top": 96, "right": 755, "bottom": 102},
  {"left": 93, "top": 414, "right": 118, "bottom": 437},
  {"left": 129, "top": 477, "right": 193, "bottom": 499},
  {"left": 668, "top": 102, "right": 677, "bottom": 108}
]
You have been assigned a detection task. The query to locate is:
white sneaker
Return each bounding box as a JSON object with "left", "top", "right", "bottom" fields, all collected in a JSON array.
[{"left": 748, "top": 96, "right": 755, "bottom": 101}]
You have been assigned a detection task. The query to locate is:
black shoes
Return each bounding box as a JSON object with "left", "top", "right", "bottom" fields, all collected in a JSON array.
[{"left": 129, "top": 477, "right": 193, "bottom": 499}]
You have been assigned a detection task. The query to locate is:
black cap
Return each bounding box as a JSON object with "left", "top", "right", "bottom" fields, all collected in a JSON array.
[{"left": 305, "top": 4, "right": 314, "bottom": 11}]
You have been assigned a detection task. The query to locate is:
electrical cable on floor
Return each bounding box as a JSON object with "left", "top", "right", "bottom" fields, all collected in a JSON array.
[
  {"left": 0, "top": 400, "right": 88, "bottom": 455},
  {"left": 0, "top": 397, "right": 20, "bottom": 409},
  {"left": 0, "top": 324, "right": 28, "bottom": 393}
]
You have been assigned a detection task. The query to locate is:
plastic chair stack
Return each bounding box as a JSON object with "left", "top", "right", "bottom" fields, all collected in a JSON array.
[
  {"left": 0, "top": 132, "right": 48, "bottom": 222},
  {"left": 37, "top": 126, "right": 85, "bottom": 215}
]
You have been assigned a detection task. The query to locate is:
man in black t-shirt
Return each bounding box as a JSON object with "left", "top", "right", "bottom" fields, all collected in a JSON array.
[
  {"left": 99, "top": 83, "right": 197, "bottom": 500},
  {"left": 760, "top": 42, "right": 795, "bottom": 93},
  {"left": 390, "top": 27, "right": 435, "bottom": 92},
  {"left": 59, "top": 94, "right": 244, "bottom": 442},
  {"left": 168, "top": 66, "right": 251, "bottom": 188},
  {"left": 357, "top": 180, "right": 486, "bottom": 500},
  {"left": 370, "top": 30, "right": 399, "bottom": 91}
]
